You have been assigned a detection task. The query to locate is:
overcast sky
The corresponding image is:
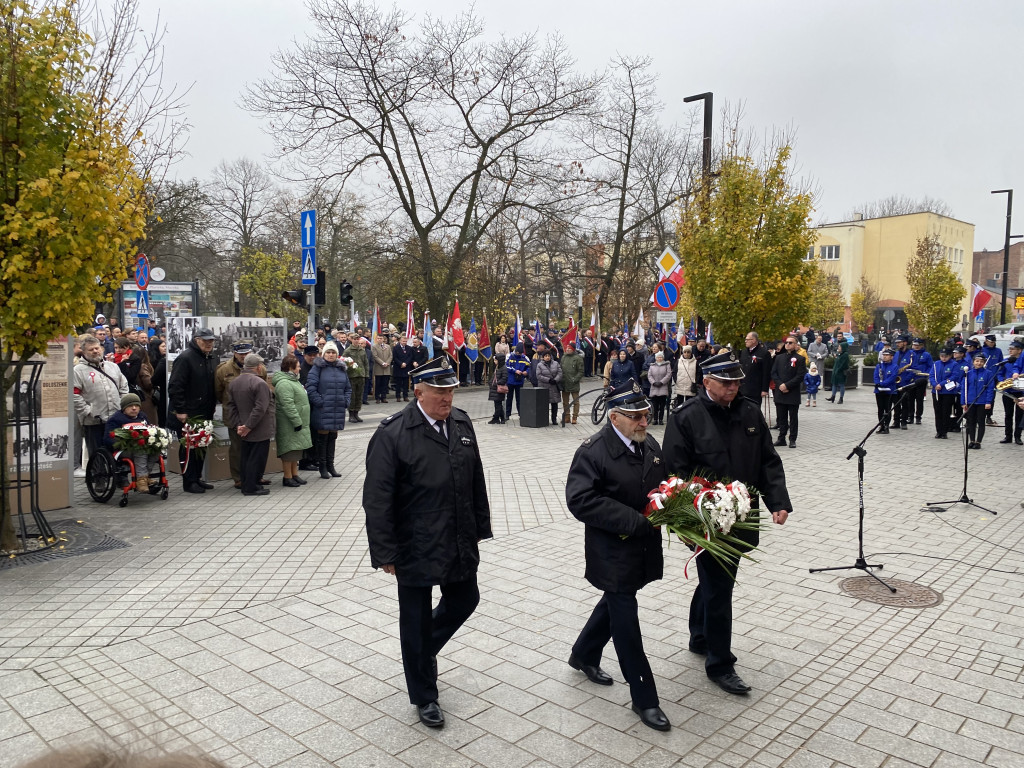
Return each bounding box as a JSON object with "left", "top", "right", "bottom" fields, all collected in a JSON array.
[{"left": 137, "top": 0, "right": 1023, "bottom": 250}]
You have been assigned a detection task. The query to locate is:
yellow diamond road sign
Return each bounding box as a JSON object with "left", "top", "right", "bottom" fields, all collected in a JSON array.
[{"left": 657, "top": 247, "right": 680, "bottom": 277}]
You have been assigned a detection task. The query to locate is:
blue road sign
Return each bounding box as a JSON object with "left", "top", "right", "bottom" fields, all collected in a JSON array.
[
  {"left": 301, "top": 247, "right": 317, "bottom": 285},
  {"left": 653, "top": 279, "right": 679, "bottom": 310},
  {"left": 301, "top": 210, "right": 316, "bottom": 249},
  {"left": 136, "top": 290, "right": 150, "bottom": 319},
  {"left": 135, "top": 254, "right": 150, "bottom": 290}
]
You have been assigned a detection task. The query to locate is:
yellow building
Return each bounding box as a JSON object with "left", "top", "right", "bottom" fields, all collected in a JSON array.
[{"left": 812, "top": 212, "right": 974, "bottom": 334}]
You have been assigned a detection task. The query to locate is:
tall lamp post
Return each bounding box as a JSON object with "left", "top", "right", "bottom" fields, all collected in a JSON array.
[
  {"left": 991, "top": 189, "right": 1014, "bottom": 324},
  {"left": 684, "top": 91, "right": 713, "bottom": 337}
]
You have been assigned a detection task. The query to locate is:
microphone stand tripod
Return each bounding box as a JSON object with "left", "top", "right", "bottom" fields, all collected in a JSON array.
[
  {"left": 809, "top": 386, "right": 910, "bottom": 592},
  {"left": 928, "top": 369, "right": 997, "bottom": 515}
]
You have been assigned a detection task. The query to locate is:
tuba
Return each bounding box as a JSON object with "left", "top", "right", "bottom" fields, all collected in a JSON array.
[{"left": 996, "top": 377, "right": 1024, "bottom": 392}]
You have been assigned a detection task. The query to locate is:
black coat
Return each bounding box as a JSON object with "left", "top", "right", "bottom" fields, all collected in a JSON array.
[
  {"left": 363, "top": 402, "right": 492, "bottom": 587},
  {"left": 663, "top": 391, "right": 792, "bottom": 521},
  {"left": 739, "top": 343, "right": 772, "bottom": 400},
  {"left": 771, "top": 351, "right": 806, "bottom": 405},
  {"left": 565, "top": 424, "right": 666, "bottom": 592},
  {"left": 167, "top": 340, "right": 217, "bottom": 419},
  {"left": 392, "top": 343, "right": 414, "bottom": 379}
]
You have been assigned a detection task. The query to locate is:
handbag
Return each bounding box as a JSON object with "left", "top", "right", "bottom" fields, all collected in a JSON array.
[{"left": 496, "top": 384, "right": 509, "bottom": 394}]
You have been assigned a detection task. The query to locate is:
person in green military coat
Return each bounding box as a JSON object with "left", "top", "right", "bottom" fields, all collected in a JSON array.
[
  {"left": 344, "top": 336, "right": 369, "bottom": 423},
  {"left": 560, "top": 342, "right": 585, "bottom": 425},
  {"left": 272, "top": 356, "right": 313, "bottom": 487}
]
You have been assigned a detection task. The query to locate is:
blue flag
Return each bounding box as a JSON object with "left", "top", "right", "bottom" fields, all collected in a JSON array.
[
  {"left": 466, "top": 317, "right": 479, "bottom": 363},
  {"left": 667, "top": 323, "right": 678, "bottom": 352},
  {"left": 513, "top": 314, "right": 521, "bottom": 347},
  {"left": 422, "top": 311, "right": 433, "bottom": 360}
]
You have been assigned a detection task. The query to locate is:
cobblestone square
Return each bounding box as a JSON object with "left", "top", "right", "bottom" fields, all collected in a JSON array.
[{"left": 2, "top": 385, "right": 1023, "bottom": 767}]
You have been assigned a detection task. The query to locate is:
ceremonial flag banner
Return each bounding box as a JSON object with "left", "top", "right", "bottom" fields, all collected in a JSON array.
[
  {"left": 422, "top": 311, "right": 433, "bottom": 360},
  {"left": 448, "top": 300, "right": 465, "bottom": 351},
  {"left": 466, "top": 317, "right": 479, "bottom": 363},
  {"left": 706, "top": 322, "right": 714, "bottom": 345},
  {"left": 561, "top": 317, "right": 577, "bottom": 348},
  {"left": 513, "top": 314, "right": 522, "bottom": 347},
  {"left": 971, "top": 284, "right": 993, "bottom": 318},
  {"left": 479, "top": 313, "right": 492, "bottom": 360},
  {"left": 589, "top": 309, "right": 597, "bottom": 339},
  {"left": 406, "top": 300, "right": 416, "bottom": 340},
  {"left": 634, "top": 309, "right": 646, "bottom": 344},
  {"left": 535, "top": 318, "right": 543, "bottom": 346},
  {"left": 371, "top": 302, "right": 380, "bottom": 339},
  {"left": 667, "top": 323, "right": 678, "bottom": 351}
]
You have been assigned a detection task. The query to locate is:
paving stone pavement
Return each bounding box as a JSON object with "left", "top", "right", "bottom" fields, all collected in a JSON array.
[{"left": 2, "top": 382, "right": 1023, "bottom": 768}]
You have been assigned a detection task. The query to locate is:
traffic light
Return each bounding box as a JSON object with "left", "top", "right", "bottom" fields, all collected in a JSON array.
[
  {"left": 314, "top": 269, "right": 326, "bottom": 306},
  {"left": 282, "top": 289, "right": 307, "bottom": 306},
  {"left": 340, "top": 280, "right": 353, "bottom": 304}
]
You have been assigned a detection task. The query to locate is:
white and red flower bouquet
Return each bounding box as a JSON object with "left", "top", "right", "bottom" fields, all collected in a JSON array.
[
  {"left": 110, "top": 423, "right": 172, "bottom": 455},
  {"left": 644, "top": 474, "right": 764, "bottom": 574}
]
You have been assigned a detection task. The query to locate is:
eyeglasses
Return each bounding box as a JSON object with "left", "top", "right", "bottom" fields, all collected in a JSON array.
[{"left": 615, "top": 411, "right": 650, "bottom": 422}]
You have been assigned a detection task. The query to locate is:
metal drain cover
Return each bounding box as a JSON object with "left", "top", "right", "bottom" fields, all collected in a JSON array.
[
  {"left": 1, "top": 519, "right": 129, "bottom": 570},
  {"left": 840, "top": 577, "right": 942, "bottom": 608}
]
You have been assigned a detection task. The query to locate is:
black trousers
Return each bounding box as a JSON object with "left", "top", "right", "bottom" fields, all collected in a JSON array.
[
  {"left": 775, "top": 402, "right": 799, "bottom": 440},
  {"left": 572, "top": 591, "right": 658, "bottom": 708},
  {"left": 912, "top": 380, "right": 928, "bottom": 420},
  {"left": 375, "top": 375, "right": 390, "bottom": 401},
  {"left": 689, "top": 525, "right": 758, "bottom": 678},
  {"left": 394, "top": 376, "right": 409, "bottom": 400},
  {"left": 951, "top": 394, "right": 963, "bottom": 427},
  {"left": 933, "top": 392, "right": 957, "bottom": 436},
  {"left": 1003, "top": 394, "right": 1023, "bottom": 438},
  {"left": 965, "top": 404, "right": 988, "bottom": 444},
  {"left": 240, "top": 439, "right": 269, "bottom": 493},
  {"left": 893, "top": 387, "right": 912, "bottom": 426},
  {"left": 875, "top": 392, "right": 891, "bottom": 429},
  {"left": 397, "top": 578, "right": 479, "bottom": 706},
  {"left": 173, "top": 420, "right": 205, "bottom": 486}
]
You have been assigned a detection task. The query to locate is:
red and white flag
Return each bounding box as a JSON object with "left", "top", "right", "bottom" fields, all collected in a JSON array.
[
  {"left": 406, "top": 300, "right": 416, "bottom": 340},
  {"left": 561, "top": 318, "right": 577, "bottom": 348},
  {"left": 446, "top": 299, "right": 464, "bottom": 356},
  {"left": 971, "top": 284, "right": 993, "bottom": 318}
]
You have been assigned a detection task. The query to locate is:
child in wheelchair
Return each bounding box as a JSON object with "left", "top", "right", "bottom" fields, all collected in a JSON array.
[{"left": 104, "top": 393, "right": 154, "bottom": 491}]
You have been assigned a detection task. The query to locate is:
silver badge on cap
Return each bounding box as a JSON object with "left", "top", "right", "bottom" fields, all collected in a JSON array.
[
  {"left": 440, "top": 357, "right": 451, "bottom": 369},
  {"left": 632, "top": 382, "right": 641, "bottom": 394}
]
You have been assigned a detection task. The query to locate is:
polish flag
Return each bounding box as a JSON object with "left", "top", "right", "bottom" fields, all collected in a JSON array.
[
  {"left": 561, "top": 318, "right": 577, "bottom": 348},
  {"left": 405, "top": 300, "right": 416, "bottom": 340},
  {"left": 971, "top": 284, "right": 993, "bottom": 318}
]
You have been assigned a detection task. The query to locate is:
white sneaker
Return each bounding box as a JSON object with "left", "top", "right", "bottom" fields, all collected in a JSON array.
[{"left": 73, "top": 468, "right": 86, "bottom": 478}]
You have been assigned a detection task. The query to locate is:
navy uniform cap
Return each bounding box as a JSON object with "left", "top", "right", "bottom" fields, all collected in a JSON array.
[
  {"left": 1009, "top": 340, "right": 1023, "bottom": 350},
  {"left": 985, "top": 334, "right": 997, "bottom": 342},
  {"left": 702, "top": 351, "right": 745, "bottom": 380},
  {"left": 939, "top": 347, "right": 953, "bottom": 356},
  {"left": 881, "top": 347, "right": 894, "bottom": 356},
  {"left": 896, "top": 333, "right": 911, "bottom": 343},
  {"left": 232, "top": 338, "right": 254, "bottom": 353},
  {"left": 411, "top": 355, "right": 459, "bottom": 387},
  {"left": 606, "top": 379, "right": 650, "bottom": 412},
  {"left": 965, "top": 338, "right": 979, "bottom": 347},
  {"left": 912, "top": 337, "right": 925, "bottom": 344}
]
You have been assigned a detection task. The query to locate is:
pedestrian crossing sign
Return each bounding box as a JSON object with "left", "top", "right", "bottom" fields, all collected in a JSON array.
[
  {"left": 301, "top": 248, "right": 316, "bottom": 285},
  {"left": 136, "top": 290, "right": 150, "bottom": 318}
]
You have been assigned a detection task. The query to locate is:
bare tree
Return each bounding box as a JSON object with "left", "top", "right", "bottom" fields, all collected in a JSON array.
[
  {"left": 572, "top": 56, "right": 696, "bottom": 321},
  {"left": 841, "top": 195, "right": 953, "bottom": 221},
  {"left": 246, "top": 0, "right": 597, "bottom": 319}
]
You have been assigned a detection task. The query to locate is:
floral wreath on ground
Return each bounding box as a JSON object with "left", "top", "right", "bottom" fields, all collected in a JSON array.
[
  {"left": 642, "top": 473, "right": 765, "bottom": 577},
  {"left": 110, "top": 423, "right": 172, "bottom": 456}
]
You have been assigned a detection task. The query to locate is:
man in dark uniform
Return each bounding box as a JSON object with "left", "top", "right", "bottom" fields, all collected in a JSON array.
[
  {"left": 663, "top": 352, "right": 792, "bottom": 695},
  {"left": 392, "top": 336, "right": 415, "bottom": 402},
  {"left": 167, "top": 327, "right": 218, "bottom": 494},
  {"left": 930, "top": 347, "right": 961, "bottom": 439},
  {"left": 363, "top": 356, "right": 492, "bottom": 729},
  {"left": 998, "top": 339, "right": 1023, "bottom": 445},
  {"left": 770, "top": 335, "right": 806, "bottom": 449},
  {"left": 738, "top": 331, "right": 771, "bottom": 406},
  {"left": 565, "top": 380, "right": 671, "bottom": 731}
]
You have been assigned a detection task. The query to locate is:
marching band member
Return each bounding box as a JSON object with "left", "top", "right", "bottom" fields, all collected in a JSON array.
[
  {"left": 998, "top": 339, "right": 1023, "bottom": 445},
  {"left": 891, "top": 335, "right": 914, "bottom": 429},
  {"left": 929, "top": 347, "right": 962, "bottom": 439},
  {"left": 908, "top": 338, "right": 933, "bottom": 425},
  {"left": 873, "top": 348, "right": 899, "bottom": 434},
  {"left": 962, "top": 353, "right": 996, "bottom": 449}
]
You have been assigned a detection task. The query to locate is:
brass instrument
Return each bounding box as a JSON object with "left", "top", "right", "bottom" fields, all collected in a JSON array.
[{"left": 996, "top": 377, "right": 1024, "bottom": 392}]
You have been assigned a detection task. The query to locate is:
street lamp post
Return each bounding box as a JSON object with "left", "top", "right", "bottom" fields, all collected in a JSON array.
[
  {"left": 684, "top": 91, "right": 713, "bottom": 338},
  {"left": 991, "top": 189, "right": 1014, "bottom": 324}
]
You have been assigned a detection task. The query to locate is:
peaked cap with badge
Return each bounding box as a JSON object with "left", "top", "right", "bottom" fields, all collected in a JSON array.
[
  {"left": 606, "top": 379, "right": 651, "bottom": 413},
  {"left": 411, "top": 356, "right": 459, "bottom": 388},
  {"left": 702, "top": 351, "right": 745, "bottom": 381}
]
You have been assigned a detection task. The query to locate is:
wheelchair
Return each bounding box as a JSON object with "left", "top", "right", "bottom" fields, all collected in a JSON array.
[{"left": 86, "top": 445, "right": 170, "bottom": 507}]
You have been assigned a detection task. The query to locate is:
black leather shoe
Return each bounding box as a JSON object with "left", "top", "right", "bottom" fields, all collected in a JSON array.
[
  {"left": 417, "top": 701, "right": 445, "bottom": 728},
  {"left": 258, "top": 478, "right": 271, "bottom": 485},
  {"left": 631, "top": 703, "right": 670, "bottom": 731},
  {"left": 1000, "top": 437, "right": 1013, "bottom": 444},
  {"left": 568, "top": 654, "right": 613, "bottom": 685},
  {"left": 788, "top": 441, "right": 796, "bottom": 449},
  {"left": 709, "top": 672, "right": 751, "bottom": 695},
  {"left": 900, "top": 424, "right": 908, "bottom": 430},
  {"left": 773, "top": 437, "right": 786, "bottom": 447},
  {"left": 183, "top": 484, "right": 205, "bottom": 494},
  {"left": 1016, "top": 437, "right": 1023, "bottom": 445},
  {"left": 197, "top": 481, "right": 214, "bottom": 490},
  {"left": 241, "top": 488, "right": 270, "bottom": 496}
]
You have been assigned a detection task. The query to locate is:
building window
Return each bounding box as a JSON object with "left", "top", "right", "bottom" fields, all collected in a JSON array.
[
  {"left": 804, "top": 247, "right": 814, "bottom": 261},
  {"left": 534, "top": 263, "right": 541, "bottom": 277},
  {"left": 820, "top": 245, "right": 840, "bottom": 260},
  {"left": 995, "top": 272, "right": 1002, "bottom": 280}
]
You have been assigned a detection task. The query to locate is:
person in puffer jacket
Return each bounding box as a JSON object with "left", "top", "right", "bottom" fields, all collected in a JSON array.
[{"left": 305, "top": 342, "right": 351, "bottom": 479}]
